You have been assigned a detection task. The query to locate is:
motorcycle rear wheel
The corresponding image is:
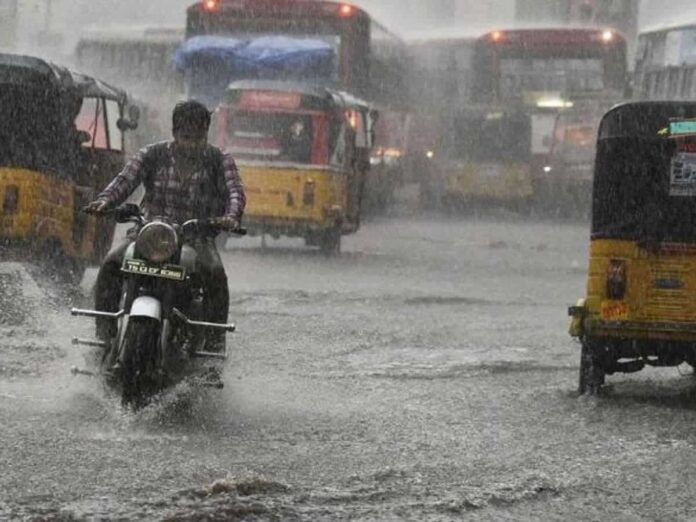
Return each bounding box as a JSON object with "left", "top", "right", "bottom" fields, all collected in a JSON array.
[{"left": 119, "top": 317, "right": 161, "bottom": 409}]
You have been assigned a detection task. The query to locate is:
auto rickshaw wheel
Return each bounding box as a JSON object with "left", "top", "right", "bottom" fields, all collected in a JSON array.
[{"left": 579, "top": 337, "right": 605, "bottom": 395}]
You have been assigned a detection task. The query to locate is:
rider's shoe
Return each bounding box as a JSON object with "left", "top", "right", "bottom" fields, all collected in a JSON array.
[
  {"left": 207, "top": 333, "right": 227, "bottom": 354},
  {"left": 201, "top": 366, "right": 224, "bottom": 389}
]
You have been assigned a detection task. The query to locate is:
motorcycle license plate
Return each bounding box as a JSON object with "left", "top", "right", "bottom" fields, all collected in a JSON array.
[{"left": 121, "top": 259, "right": 186, "bottom": 281}]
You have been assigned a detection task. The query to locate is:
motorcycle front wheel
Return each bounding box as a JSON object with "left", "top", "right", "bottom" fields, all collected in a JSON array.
[{"left": 119, "top": 317, "right": 161, "bottom": 409}]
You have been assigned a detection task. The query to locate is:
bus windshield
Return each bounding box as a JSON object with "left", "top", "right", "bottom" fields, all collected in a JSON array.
[
  {"left": 447, "top": 112, "right": 531, "bottom": 162},
  {"left": 500, "top": 57, "right": 605, "bottom": 99}
]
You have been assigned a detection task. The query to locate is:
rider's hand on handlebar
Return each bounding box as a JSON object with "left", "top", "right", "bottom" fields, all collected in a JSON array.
[
  {"left": 211, "top": 215, "right": 241, "bottom": 231},
  {"left": 84, "top": 199, "right": 110, "bottom": 214}
]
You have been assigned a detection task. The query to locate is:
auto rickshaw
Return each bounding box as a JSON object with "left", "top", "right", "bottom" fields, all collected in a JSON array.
[
  {"left": 569, "top": 101, "right": 696, "bottom": 394},
  {"left": 211, "top": 80, "right": 375, "bottom": 254},
  {"left": 436, "top": 108, "right": 533, "bottom": 212},
  {"left": 0, "top": 54, "right": 138, "bottom": 276}
]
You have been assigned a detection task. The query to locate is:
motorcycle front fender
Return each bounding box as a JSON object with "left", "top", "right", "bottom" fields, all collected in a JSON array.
[
  {"left": 123, "top": 241, "right": 136, "bottom": 261},
  {"left": 179, "top": 244, "right": 198, "bottom": 273},
  {"left": 129, "top": 296, "right": 162, "bottom": 322}
]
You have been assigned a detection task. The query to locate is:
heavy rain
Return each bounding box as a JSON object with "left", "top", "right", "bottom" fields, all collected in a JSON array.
[{"left": 3, "top": 0, "right": 696, "bottom": 520}]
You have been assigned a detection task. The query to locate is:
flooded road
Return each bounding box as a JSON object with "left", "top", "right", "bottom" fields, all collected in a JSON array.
[{"left": 3, "top": 217, "right": 696, "bottom": 520}]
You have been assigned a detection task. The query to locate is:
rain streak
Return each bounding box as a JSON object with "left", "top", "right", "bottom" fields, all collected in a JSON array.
[{"left": 4, "top": 0, "right": 696, "bottom": 520}]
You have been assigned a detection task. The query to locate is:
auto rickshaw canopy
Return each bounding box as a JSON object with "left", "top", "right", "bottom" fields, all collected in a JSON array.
[
  {"left": 224, "top": 79, "right": 373, "bottom": 115},
  {"left": 592, "top": 101, "right": 696, "bottom": 244},
  {"left": 0, "top": 53, "right": 129, "bottom": 177}
]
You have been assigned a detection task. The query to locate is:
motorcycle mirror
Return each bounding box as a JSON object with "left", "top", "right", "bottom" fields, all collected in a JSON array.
[
  {"left": 117, "top": 118, "right": 139, "bottom": 132},
  {"left": 77, "top": 130, "right": 92, "bottom": 144},
  {"left": 113, "top": 203, "right": 141, "bottom": 223}
]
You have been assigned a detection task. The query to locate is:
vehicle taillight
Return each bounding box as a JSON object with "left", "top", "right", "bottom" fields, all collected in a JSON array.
[
  {"left": 3, "top": 185, "right": 19, "bottom": 214},
  {"left": 202, "top": 0, "right": 219, "bottom": 12},
  {"left": 490, "top": 30, "right": 505, "bottom": 43},
  {"left": 601, "top": 30, "right": 614, "bottom": 43},
  {"left": 606, "top": 259, "right": 627, "bottom": 299},
  {"left": 338, "top": 4, "right": 356, "bottom": 17},
  {"left": 303, "top": 180, "right": 316, "bottom": 206}
]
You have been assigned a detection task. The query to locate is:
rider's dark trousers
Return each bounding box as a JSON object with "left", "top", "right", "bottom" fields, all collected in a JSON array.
[{"left": 94, "top": 236, "right": 230, "bottom": 346}]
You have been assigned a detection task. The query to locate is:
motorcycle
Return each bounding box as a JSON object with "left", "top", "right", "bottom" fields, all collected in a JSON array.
[{"left": 71, "top": 203, "right": 245, "bottom": 408}]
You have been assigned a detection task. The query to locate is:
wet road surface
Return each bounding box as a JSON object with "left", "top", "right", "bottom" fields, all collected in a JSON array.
[{"left": 3, "top": 217, "right": 696, "bottom": 520}]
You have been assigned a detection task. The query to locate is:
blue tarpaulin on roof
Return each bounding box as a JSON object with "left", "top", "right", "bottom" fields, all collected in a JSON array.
[
  {"left": 174, "top": 35, "right": 337, "bottom": 107},
  {"left": 174, "top": 35, "right": 336, "bottom": 76}
]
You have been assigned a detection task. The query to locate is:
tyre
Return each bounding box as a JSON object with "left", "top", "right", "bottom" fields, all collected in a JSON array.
[
  {"left": 578, "top": 338, "right": 605, "bottom": 395},
  {"left": 319, "top": 225, "right": 341, "bottom": 256},
  {"left": 119, "top": 317, "right": 161, "bottom": 409}
]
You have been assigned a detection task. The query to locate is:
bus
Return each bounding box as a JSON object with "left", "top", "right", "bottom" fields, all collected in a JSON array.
[
  {"left": 472, "top": 27, "right": 627, "bottom": 213},
  {"left": 407, "top": 27, "right": 627, "bottom": 213},
  {"left": 181, "top": 0, "right": 411, "bottom": 213},
  {"left": 182, "top": 0, "right": 409, "bottom": 107},
  {"left": 634, "top": 22, "right": 696, "bottom": 102}
]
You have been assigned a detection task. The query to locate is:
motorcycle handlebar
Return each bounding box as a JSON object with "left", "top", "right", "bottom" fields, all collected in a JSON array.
[
  {"left": 183, "top": 218, "right": 247, "bottom": 236},
  {"left": 81, "top": 206, "right": 109, "bottom": 215},
  {"left": 82, "top": 204, "right": 246, "bottom": 235},
  {"left": 82, "top": 203, "right": 247, "bottom": 236}
]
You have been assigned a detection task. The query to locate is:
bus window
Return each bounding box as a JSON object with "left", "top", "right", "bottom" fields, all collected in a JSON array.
[
  {"left": 105, "top": 99, "right": 124, "bottom": 151},
  {"left": 75, "top": 97, "right": 108, "bottom": 149}
]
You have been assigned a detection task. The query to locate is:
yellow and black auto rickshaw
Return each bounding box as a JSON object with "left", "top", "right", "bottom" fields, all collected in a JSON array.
[
  {"left": 0, "top": 53, "right": 139, "bottom": 275},
  {"left": 437, "top": 108, "right": 533, "bottom": 212},
  {"left": 570, "top": 101, "right": 696, "bottom": 394},
  {"left": 211, "top": 80, "right": 375, "bottom": 254}
]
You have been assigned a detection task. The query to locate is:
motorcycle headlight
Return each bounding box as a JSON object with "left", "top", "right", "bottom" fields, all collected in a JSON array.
[{"left": 135, "top": 222, "right": 178, "bottom": 263}]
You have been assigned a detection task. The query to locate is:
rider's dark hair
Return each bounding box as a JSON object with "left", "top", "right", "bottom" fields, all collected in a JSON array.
[{"left": 172, "top": 100, "right": 211, "bottom": 133}]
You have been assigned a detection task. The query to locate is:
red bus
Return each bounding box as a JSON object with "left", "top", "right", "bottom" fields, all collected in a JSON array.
[
  {"left": 183, "top": 0, "right": 408, "bottom": 107},
  {"left": 471, "top": 28, "right": 627, "bottom": 107},
  {"left": 183, "top": 0, "right": 410, "bottom": 211},
  {"left": 470, "top": 28, "right": 628, "bottom": 214},
  {"left": 406, "top": 28, "right": 628, "bottom": 214}
]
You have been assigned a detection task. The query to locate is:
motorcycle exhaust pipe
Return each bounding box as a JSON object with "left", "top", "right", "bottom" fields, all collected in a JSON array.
[{"left": 72, "top": 338, "right": 109, "bottom": 349}]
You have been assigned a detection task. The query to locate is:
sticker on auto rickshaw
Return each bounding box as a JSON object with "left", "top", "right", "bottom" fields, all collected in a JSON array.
[
  {"left": 669, "top": 152, "right": 696, "bottom": 196},
  {"left": 600, "top": 300, "right": 629, "bottom": 321},
  {"left": 670, "top": 120, "right": 696, "bottom": 136}
]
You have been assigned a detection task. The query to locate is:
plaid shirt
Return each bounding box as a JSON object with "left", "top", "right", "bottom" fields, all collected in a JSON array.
[{"left": 98, "top": 141, "right": 246, "bottom": 223}]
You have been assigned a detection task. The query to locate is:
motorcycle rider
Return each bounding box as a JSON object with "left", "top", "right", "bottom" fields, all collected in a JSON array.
[{"left": 86, "top": 100, "right": 246, "bottom": 351}]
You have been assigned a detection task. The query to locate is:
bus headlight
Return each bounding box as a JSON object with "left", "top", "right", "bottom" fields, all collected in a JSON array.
[{"left": 135, "top": 222, "right": 178, "bottom": 263}]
